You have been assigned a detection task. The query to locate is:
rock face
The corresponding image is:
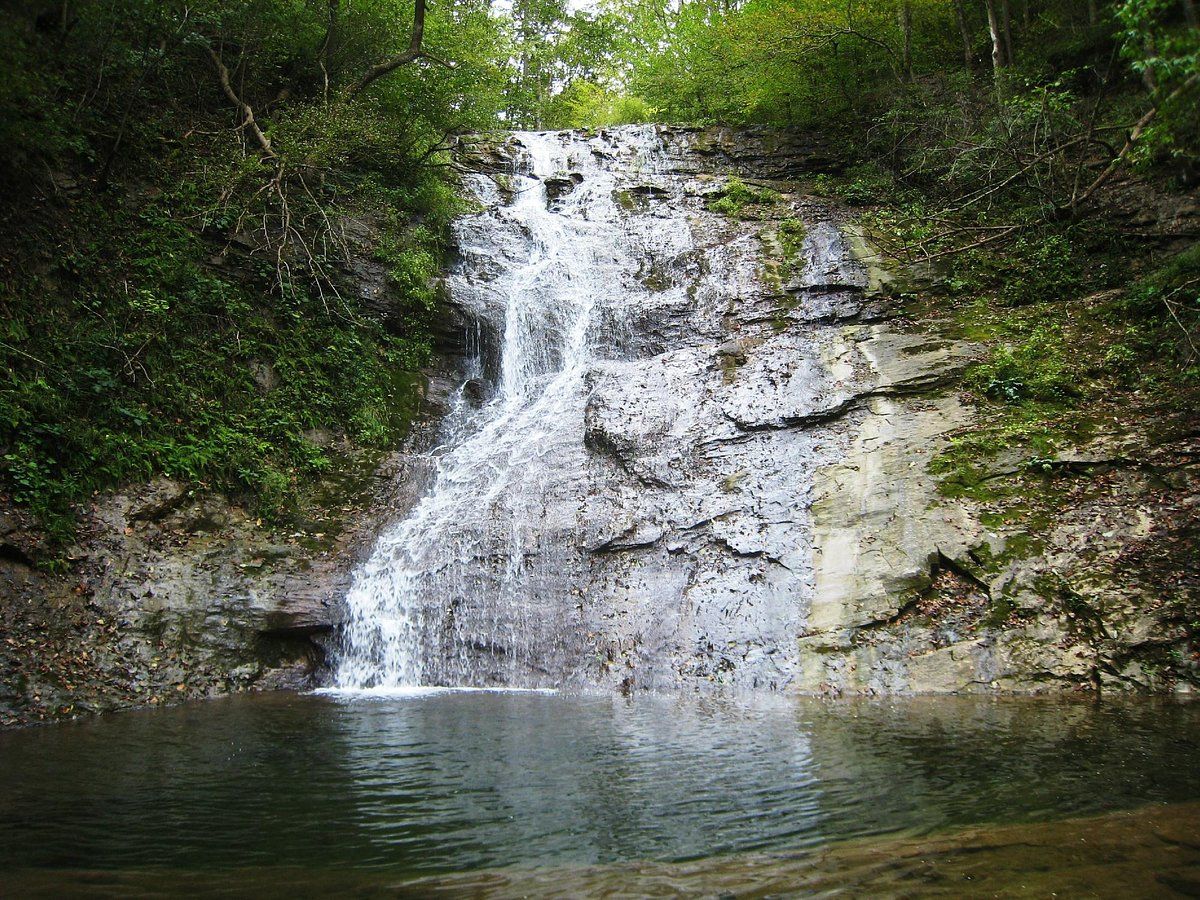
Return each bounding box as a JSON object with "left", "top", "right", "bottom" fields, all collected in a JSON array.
[
  {"left": 5, "top": 125, "right": 1195, "bottom": 725},
  {"left": 0, "top": 442, "right": 446, "bottom": 725},
  {"left": 332, "top": 127, "right": 984, "bottom": 693},
  {"left": 338, "top": 126, "right": 1198, "bottom": 696},
  {"left": 804, "top": 429, "right": 1200, "bottom": 695}
]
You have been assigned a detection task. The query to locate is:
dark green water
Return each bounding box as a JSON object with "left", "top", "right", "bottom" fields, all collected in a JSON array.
[{"left": 1, "top": 691, "right": 1198, "bottom": 895}]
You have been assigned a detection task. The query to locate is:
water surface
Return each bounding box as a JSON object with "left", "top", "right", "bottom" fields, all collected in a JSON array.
[{"left": 1, "top": 692, "right": 1198, "bottom": 895}]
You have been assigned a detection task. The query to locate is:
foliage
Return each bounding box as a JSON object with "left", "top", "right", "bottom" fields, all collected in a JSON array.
[
  {"left": 707, "top": 177, "right": 780, "bottom": 218},
  {"left": 545, "top": 81, "right": 656, "bottom": 128},
  {"left": 1106, "top": 242, "right": 1200, "bottom": 374},
  {"left": 995, "top": 235, "right": 1083, "bottom": 307},
  {"left": 1117, "top": 0, "right": 1200, "bottom": 88},
  {"left": 965, "top": 324, "right": 1079, "bottom": 402},
  {"left": 503, "top": 0, "right": 631, "bottom": 127},
  {"left": 0, "top": 0, "right": 507, "bottom": 545},
  {"left": 0, "top": 174, "right": 451, "bottom": 542},
  {"left": 589, "top": 0, "right": 1200, "bottom": 198}
]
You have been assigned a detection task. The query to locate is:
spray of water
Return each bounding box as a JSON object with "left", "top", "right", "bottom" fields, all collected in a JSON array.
[{"left": 333, "top": 128, "right": 682, "bottom": 689}]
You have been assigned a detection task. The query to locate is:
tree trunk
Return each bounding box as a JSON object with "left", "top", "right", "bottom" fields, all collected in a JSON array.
[
  {"left": 347, "top": 0, "right": 452, "bottom": 98},
  {"left": 954, "top": 0, "right": 974, "bottom": 73},
  {"left": 317, "top": 0, "right": 338, "bottom": 103},
  {"left": 1182, "top": 0, "right": 1198, "bottom": 29},
  {"left": 1142, "top": 36, "right": 1159, "bottom": 94},
  {"left": 899, "top": 0, "right": 913, "bottom": 81},
  {"left": 1088, "top": 0, "right": 1099, "bottom": 26},
  {"left": 984, "top": 0, "right": 1006, "bottom": 82},
  {"left": 1000, "top": 0, "right": 1014, "bottom": 66}
]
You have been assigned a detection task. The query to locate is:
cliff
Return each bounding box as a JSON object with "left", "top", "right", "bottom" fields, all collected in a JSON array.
[{"left": 3, "top": 125, "right": 1197, "bottom": 726}]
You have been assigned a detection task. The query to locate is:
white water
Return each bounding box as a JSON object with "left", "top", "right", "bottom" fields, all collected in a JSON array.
[{"left": 333, "top": 128, "right": 681, "bottom": 689}]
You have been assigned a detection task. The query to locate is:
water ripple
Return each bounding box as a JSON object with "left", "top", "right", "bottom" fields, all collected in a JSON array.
[{"left": 0, "top": 692, "right": 1198, "bottom": 878}]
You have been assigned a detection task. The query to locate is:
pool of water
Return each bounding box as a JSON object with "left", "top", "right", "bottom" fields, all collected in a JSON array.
[{"left": 1, "top": 692, "right": 1198, "bottom": 895}]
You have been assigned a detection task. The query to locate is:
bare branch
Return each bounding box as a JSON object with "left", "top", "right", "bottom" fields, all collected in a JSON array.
[
  {"left": 909, "top": 224, "right": 1022, "bottom": 262},
  {"left": 205, "top": 45, "right": 275, "bottom": 159},
  {"left": 346, "top": 0, "right": 454, "bottom": 99},
  {"left": 1073, "top": 72, "right": 1200, "bottom": 211}
]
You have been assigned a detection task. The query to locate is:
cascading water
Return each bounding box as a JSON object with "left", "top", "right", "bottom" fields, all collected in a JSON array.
[
  {"left": 333, "top": 128, "right": 686, "bottom": 690},
  {"left": 332, "top": 125, "right": 853, "bottom": 694}
]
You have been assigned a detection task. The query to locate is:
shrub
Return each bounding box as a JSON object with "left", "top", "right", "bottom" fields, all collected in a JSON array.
[
  {"left": 965, "top": 324, "right": 1079, "bottom": 403},
  {"left": 708, "top": 177, "right": 780, "bottom": 218},
  {"left": 998, "top": 235, "right": 1083, "bottom": 308}
]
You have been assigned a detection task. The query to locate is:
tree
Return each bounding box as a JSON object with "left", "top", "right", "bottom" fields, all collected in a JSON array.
[
  {"left": 348, "top": 0, "right": 453, "bottom": 98},
  {"left": 954, "top": 0, "right": 976, "bottom": 72},
  {"left": 984, "top": 0, "right": 1007, "bottom": 81}
]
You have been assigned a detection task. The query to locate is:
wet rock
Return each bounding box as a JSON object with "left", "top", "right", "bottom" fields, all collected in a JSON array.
[
  {"left": 407, "top": 127, "right": 943, "bottom": 693},
  {"left": 125, "top": 477, "right": 189, "bottom": 523},
  {"left": 0, "top": 507, "right": 48, "bottom": 565},
  {"left": 452, "top": 134, "right": 524, "bottom": 175},
  {"left": 662, "top": 125, "right": 844, "bottom": 179},
  {"left": 0, "top": 437, "right": 443, "bottom": 726},
  {"left": 544, "top": 172, "right": 583, "bottom": 200},
  {"left": 628, "top": 184, "right": 671, "bottom": 199},
  {"left": 785, "top": 223, "right": 869, "bottom": 292},
  {"left": 719, "top": 332, "right": 857, "bottom": 428}
]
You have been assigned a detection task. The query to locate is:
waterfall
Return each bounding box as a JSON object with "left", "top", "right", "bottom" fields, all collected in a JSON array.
[
  {"left": 333, "top": 128, "right": 681, "bottom": 690},
  {"left": 331, "top": 125, "right": 833, "bottom": 695}
]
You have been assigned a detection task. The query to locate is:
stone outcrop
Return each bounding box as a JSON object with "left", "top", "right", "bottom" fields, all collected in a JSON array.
[{"left": 425, "top": 126, "right": 1197, "bottom": 696}]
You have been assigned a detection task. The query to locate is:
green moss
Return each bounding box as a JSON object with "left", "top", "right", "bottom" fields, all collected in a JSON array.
[
  {"left": 777, "top": 218, "right": 808, "bottom": 283},
  {"left": 707, "top": 177, "right": 780, "bottom": 219},
  {"left": 719, "top": 353, "right": 741, "bottom": 383},
  {"left": 981, "top": 596, "right": 1017, "bottom": 629},
  {"left": 932, "top": 404, "right": 1100, "bottom": 501},
  {"left": 757, "top": 229, "right": 783, "bottom": 293},
  {"left": 757, "top": 219, "right": 807, "bottom": 327},
  {"left": 613, "top": 189, "right": 639, "bottom": 211},
  {"left": 641, "top": 271, "right": 672, "bottom": 292},
  {"left": 721, "top": 470, "right": 749, "bottom": 492},
  {"left": 963, "top": 323, "right": 1080, "bottom": 403}
]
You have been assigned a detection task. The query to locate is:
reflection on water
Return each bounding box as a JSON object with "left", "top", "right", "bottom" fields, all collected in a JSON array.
[{"left": 0, "top": 693, "right": 1197, "bottom": 890}]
